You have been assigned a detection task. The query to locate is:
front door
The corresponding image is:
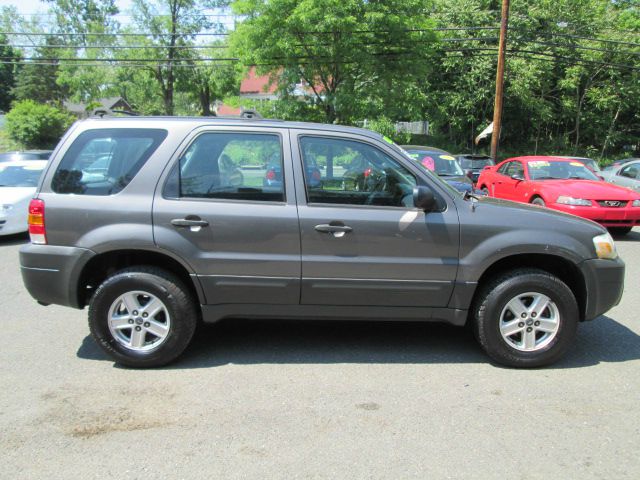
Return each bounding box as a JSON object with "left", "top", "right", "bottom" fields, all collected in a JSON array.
[
  {"left": 153, "top": 127, "right": 301, "bottom": 305},
  {"left": 291, "top": 132, "right": 460, "bottom": 308}
]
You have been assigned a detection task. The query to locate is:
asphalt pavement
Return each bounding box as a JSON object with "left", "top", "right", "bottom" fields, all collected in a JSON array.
[{"left": 1, "top": 229, "right": 639, "bottom": 479}]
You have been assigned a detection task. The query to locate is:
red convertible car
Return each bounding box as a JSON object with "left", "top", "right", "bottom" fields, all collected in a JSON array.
[{"left": 476, "top": 156, "right": 640, "bottom": 235}]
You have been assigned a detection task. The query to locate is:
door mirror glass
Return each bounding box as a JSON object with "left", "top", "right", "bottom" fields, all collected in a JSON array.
[
  {"left": 413, "top": 186, "right": 436, "bottom": 211},
  {"left": 511, "top": 173, "right": 524, "bottom": 181}
]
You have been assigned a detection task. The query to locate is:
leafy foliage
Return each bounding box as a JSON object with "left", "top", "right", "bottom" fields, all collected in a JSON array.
[
  {"left": 366, "top": 117, "right": 412, "bottom": 145},
  {"left": 231, "top": 0, "right": 438, "bottom": 124},
  {"left": 5, "top": 100, "right": 75, "bottom": 148},
  {"left": 0, "top": 34, "right": 21, "bottom": 112}
]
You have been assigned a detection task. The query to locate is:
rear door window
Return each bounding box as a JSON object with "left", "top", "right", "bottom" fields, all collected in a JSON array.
[
  {"left": 51, "top": 128, "right": 167, "bottom": 195},
  {"left": 164, "top": 132, "right": 284, "bottom": 202}
]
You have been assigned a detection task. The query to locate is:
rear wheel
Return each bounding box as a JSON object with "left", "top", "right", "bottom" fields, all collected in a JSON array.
[
  {"left": 531, "top": 197, "right": 546, "bottom": 207},
  {"left": 473, "top": 268, "right": 578, "bottom": 368},
  {"left": 88, "top": 266, "right": 198, "bottom": 368},
  {"left": 608, "top": 226, "right": 633, "bottom": 236}
]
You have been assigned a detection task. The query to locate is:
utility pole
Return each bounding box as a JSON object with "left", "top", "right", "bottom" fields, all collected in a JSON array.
[{"left": 490, "top": 0, "right": 511, "bottom": 160}]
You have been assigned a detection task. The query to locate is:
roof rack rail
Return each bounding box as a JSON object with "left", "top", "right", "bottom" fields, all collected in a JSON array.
[
  {"left": 92, "top": 108, "right": 139, "bottom": 118},
  {"left": 239, "top": 108, "right": 262, "bottom": 119}
]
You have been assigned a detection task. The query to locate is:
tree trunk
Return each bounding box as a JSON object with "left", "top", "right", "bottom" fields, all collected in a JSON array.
[
  {"left": 200, "top": 84, "right": 212, "bottom": 116},
  {"left": 601, "top": 105, "right": 621, "bottom": 158}
]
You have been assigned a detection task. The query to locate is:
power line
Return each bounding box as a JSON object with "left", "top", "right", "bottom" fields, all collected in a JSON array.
[
  {"left": 0, "top": 43, "right": 228, "bottom": 50},
  {"left": 0, "top": 56, "right": 239, "bottom": 62},
  {"left": 541, "top": 31, "right": 640, "bottom": 48},
  {"left": 507, "top": 48, "right": 640, "bottom": 71},
  {"left": 515, "top": 38, "right": 640, "bottom": 56},
  {"left": 0, "top": 26, "right": 500, "bottom": 39}
]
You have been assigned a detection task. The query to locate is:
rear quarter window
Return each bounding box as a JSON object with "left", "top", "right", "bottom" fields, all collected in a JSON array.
[{"left": 51, "top": 128, "right": 167, "bottom": 195}]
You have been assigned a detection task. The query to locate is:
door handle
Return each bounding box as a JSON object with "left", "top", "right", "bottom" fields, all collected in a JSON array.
[
  {"left": 315, "top": 224, "right": 353, "bottom": 237},
  {"left": 171, "top": 217, "right": 209, "bottom": 228}
]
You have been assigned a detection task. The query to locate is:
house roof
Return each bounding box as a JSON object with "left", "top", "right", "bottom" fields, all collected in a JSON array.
[
  {"left": 216, "top": 104, "right": 242, "bottom": 116},
  {"left": 64, "top": 97, "right": 132, "bottom": 115},
  {"left": 240, "top": 67, "right": 278, "bottom": 95}
]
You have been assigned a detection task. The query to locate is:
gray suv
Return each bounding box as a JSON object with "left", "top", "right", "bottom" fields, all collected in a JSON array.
[{"left": 20, "top": 117, "right": 625, "bottom": 368}]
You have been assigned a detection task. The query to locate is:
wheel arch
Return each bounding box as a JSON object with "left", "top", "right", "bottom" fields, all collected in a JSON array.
[
  {"left": 77, "top": 248, "right": 205, "bottom": 308},
  {"left": 470, "top": 253, "right": 587, "bottom": 322}
]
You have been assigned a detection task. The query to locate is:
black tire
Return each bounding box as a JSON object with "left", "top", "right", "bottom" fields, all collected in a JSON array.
[
  {"left": 531, "top": 197, "right": 546, "bottom": 207},
  {"left": 608, "top": 226, "right": 632, "bottom": 236},
  {"left": 480, "top": 186, "right": 489, "bottom": 196},
  {"left": 88, "top": 266, "right": 198, "bottom": 368},
  {"left": 472, "top": 268, "right": 578, "bottom": 368}
]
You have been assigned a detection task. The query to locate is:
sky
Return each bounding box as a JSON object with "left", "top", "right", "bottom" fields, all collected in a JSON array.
[
  {"left": 0, "top": 0, "right": 236, "bottom": 31},
  {"left": 1, "top": 0, "right": 133, "bottom": 15}
]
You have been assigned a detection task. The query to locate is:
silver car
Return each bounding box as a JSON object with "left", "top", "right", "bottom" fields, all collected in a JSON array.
[{"left": 600, "top": 160, "right": 640, "bottom": 192}]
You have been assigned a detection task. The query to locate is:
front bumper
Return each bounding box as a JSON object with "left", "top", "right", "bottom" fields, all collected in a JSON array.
[
  {"left": 550, "top": 203, "right": 640, "bottom": 228},
  {"left": 579, "top": 256, "right": 625, "bottom": 320},
  {"left": 20, "top": 243, "right": 95, "bottom": 308}
]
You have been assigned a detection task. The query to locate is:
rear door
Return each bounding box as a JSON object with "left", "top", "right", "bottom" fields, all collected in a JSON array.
[
  {"left": 153, "top": 127, "right": 301, "bottom": 305},
  {"left": 291, "top": 131, "right": 460, "bottom": 308}
]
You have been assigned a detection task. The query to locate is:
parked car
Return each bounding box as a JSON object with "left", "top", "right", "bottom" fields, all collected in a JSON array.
[
  {"left": 600, "top": 159, "right": 640, "bottom": 192},
  {"left": 20, "top": 118, "right": 625, "bottom": 369},
  {"left": 400, "top": 145, "right": 478, "bottom": 194},
  {"left": 476, "top": 155, "right": 640, "bottom": 235},
  {"left": 455, "top": 154, "right": 495, "bottom": 184},
  {"left": 0, "top": 160, "right": 48, "bottom": 236},
  {"left": 603, "top": 158, "right": 639, "bottom": 171},
  {"left": 0, "top": 150, "right": 53, "bottom": 162}
]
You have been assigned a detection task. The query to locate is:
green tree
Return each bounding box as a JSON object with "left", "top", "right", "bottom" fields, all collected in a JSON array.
[
  {"left": 45, "top": 0, "right": 120, "bottom": 102},
  {"left": 0, "top": 34, "right": 21, "bottom": 112},
  {"left": 11, "top": 37, "right": 69, "bottom": 105},
  {"left": 230, "top": 0, "right": 438, "bottom": 124},
  {"left": 5, "top": 100, "right": 75, "bottom": 148},
  {"left": 126, "top": 0, "right": 224, "bottom": 115},
  {"left": 182, "top": 43, "right": 240, "bottom": 115}
]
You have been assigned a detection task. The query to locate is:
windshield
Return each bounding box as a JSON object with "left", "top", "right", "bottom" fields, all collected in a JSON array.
[
  {"left": 404, "top": 150, "right": 464, "bottom": 176},
  {"left": 460, "top": 157, "right": 494, "bottom": 169},
  {"left": 0, "top": 165, "right": 44, "bottom": 187},
  {"left": 527, "top": 160, "right": 600, "bottom": 181}
]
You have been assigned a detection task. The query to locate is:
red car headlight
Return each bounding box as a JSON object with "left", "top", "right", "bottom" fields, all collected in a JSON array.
[{"left": 556, "top": 196, "right": 592, "bottom": 206}]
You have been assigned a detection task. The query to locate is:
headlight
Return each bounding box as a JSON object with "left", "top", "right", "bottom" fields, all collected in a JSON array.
[
  {"left": 593, "top": 232, "right": 618, "bottom": 260},
  {"left": 556, "top": 196, "right": 592, "bottom": 206},
  {"left": 0, "top": 204, "right": 13, "bottom": 212},
  {"left": 632, "top": 199, "right": 640, "bottom": 207}
]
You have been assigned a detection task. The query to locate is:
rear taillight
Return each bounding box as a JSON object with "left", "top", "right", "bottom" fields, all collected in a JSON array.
[
  {"left": 265, "top": 169, "right": 276, "bottom": 180},
  {"left": 28, "top": 199, "right": 47, "bottom": 245}
]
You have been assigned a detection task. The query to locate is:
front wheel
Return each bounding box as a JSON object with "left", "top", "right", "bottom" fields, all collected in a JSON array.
[
  {"left": 531, "top": 197, "right": 546, "bottom": 207},
  {"left": 473, "top": 269, "right": 578, "bottom": 368},
  {"left": 88, "top": 267, "right": 198, "bottom": 368}
]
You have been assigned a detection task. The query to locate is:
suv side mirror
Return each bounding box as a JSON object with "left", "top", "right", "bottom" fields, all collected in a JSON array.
[{"left": 413, "top": 186, "right": 437, "bottom": 211}]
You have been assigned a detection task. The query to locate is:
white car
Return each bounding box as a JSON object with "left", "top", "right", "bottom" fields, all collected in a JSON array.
[{"left": 0, "top": 160, "right": 47, "bottom": 236}]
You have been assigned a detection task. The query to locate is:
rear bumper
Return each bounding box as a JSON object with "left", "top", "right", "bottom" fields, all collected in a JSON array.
[
  {"left": 579, "top": 257, "right": 625, "bottom": 320},
  {"left": 20, "top": 243, "right": 95, "bottom": 309}
]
